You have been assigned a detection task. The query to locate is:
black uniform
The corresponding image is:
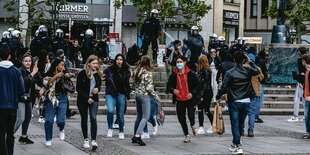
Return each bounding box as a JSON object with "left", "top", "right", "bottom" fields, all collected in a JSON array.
[
  {"left": 30, "top": 35, "right": 52, "bottom": 74},
  {"left": 10, "top": 37, "right": 24, "bottom": 67},
  {"left": 217, "top": 43, "right": 229, "bottom": 61},
  {"left": 81, "top": 35, "right": 94, "bottom": 63},
  {"left": 184, "top": 33, "right": 204, "bottom": 71},
  {"left": 140, "top": 17, "right": 161, "bottom": 63},
  {"left": 52, "top": 37, "right": 68, "bottom": 56}
]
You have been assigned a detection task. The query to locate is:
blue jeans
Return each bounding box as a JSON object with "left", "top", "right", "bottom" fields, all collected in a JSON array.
[
  {"left": 241, "top": 98, "right": 257, "bottom": 132},
  {"left": 106, "top": 94, "right": 126, "bottom": 133},
  {"left": 44, "top": 94, "right": 68, "bottom": 141},
  {"left": 143, "top": 97, "right": 157, "bottom": 133},
  {"left": 304, "top": 101, "right": 310, "bottom": 134},
  {"left": 134, "top": 93, "right": 151, "bottom": 135},
  {"left": 229, "top": 101, "right": 250, "bottom": 145},
  {"left": 255, "top": 85, "right": 264, "bottom": 118},
  {"left": 77, "top": 102, "right": 98, "bottom": 140}
]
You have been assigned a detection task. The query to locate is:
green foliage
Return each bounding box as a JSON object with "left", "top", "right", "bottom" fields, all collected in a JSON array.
[
  {"left": 115, "top": 0, "right": 211, "bottom": 30},
  {"left": 267, "top": 0, "right": 310, "bottom": 43}
]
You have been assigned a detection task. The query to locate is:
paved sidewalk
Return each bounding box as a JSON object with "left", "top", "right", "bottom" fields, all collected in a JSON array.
[{"left": 14, "top": 115, "right": 310, "bottom": 155}]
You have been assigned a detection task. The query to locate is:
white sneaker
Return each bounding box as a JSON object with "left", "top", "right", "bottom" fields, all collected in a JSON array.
[
  {"left": 54, "top": 116, "right": 57, "bottom": 123},
  {"left": 223, "top": 105, "right": 229, "bottom": 112},
  {"left": 231, "top": 145, "right": 243, "bottom": 154},
  {"left": 91, "top": 140, "right": 98, "bottom": 150},
  {"left": 197, "top": 127, "right": 205, "bottom": 135},
  {"left": 206, "top": 127, "right": 214, "bottom": 134},
  {"left": 119, "top": 132, "right": 125, "bottom": 139},
  {"left": 83, "top": 139, "right": 90, "bottom": 149},
  {"left": 38, "top": 117, "right": 45, "bottom": 123},
  {"left": 141, "top": 132, "right": 150, "bottom": 139},
  {"left": 113, "top": 124, "right": 119, "bottom": 129},
  {"left": 59, "top": 131, "right": 65, "bottom": 140},
  {"left": 287, "top": 116, "right": 299, "bottom": 123},
  {"left": 45, "top": 140, "right": 52, "bottom": 147},
  {"left": 152, "top": 125, "right": 158, "bottom": 135},
  {"left": 107, "top": 129, "right": 113, "bottom": 138}
]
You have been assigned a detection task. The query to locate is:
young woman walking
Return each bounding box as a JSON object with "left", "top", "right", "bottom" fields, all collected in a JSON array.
[
  {"left": 76, "top": 55, "right": 104, "bottom": 150},
  {"left": 104, "top": 54, "right": 131, "bottom": 139},
  {"left": 196, "top": 55, "right": 213, "bottom": 134},
  {"left": 15, "top": 54, "right": 43, "bottom": 144},
  {"left": 167, "top": 56, "right": 200, "bottom": 143},
  {"left": 131, "top": 56, "right": 159, "bottom": 146}
]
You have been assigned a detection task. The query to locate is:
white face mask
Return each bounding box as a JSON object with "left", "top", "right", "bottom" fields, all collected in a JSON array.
[{"left": 176, "top": 63, "right": 184, "bottom": 70}]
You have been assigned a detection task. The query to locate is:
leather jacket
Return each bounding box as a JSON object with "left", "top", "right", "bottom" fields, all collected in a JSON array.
[{"left": 216, "top": 62, "right": 259, "bottom": 103}]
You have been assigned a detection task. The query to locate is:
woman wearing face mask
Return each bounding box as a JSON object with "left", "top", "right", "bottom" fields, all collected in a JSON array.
[
  {"left": 15, "top": 54, "right": 43, "bottom": 144},
  {"left": 131, "top": 56, "right": 159, "bottom": 146},
  {"left": 76, "top": 55, "right": 104, "bottom": 150},
  {"left": 43, "top": 58, "right": 72, "bottom": 147},
  {"left": 166, "top": 56, "right": 200, "bottom": 143},
  {"left": 104, "top": 54, "right": 131, "bottom": 139}
]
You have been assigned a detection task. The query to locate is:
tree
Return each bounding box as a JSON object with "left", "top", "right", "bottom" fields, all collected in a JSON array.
[
  {"left": 115, "top": 0, "right": 211, "bottom": 30},
  {"left": 3, "top": 0, "right": 67, "bottom": 45},
  {"left": 267, "top": 0, "right": 310, "bottom": 44}
]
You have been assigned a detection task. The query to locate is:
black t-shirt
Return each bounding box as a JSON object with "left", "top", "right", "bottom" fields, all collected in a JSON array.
[
  {"left": 55, "top": 79, "right": 66, "bottom": 94},
  {"left": 113, "top": 70, "right": 125, "bottom": 94}
]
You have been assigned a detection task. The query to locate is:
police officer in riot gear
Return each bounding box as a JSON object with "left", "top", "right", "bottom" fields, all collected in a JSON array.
[
  {"left": 140, "top": 9, "right": 162, "bottom": 65},
  {"left": 0, "top": 31, "right": 12, "bottom": 47},
  {"left": 230, "top": 37, "right": 244, "bottom": 55},
  {"left": 216, "top": 36, "right": 229, "bottom": 61},
  {"left": 81, "top": 29, "right": 95, "bottom": 63},
  {"left": 208, "top": 33, "right": 218, "bottom": 51},
  {"left": 183, "top": 25, "right": 204, "bottom": 71},
  {"left": 52, "top": 29, "right": 68, "bottom": 59},
  {"left": 11, "top": 30, "right": 24, "bottom": 67},
  {"left": 30, "top": 25, "right": 52, "bottom": 74}
]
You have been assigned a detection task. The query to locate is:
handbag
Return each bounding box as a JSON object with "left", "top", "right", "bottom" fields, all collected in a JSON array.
[
  {"left": 156, "top": 99, "right": 165, "bottom": 126},
  {"left": 212, "top": 101, "right": 225, "bottom": 135},
  {"left": 62, "top": 77, "right": 76, "bottom": 93}
]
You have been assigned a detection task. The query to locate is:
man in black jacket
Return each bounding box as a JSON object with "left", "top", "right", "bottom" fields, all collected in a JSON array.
[{"left": 216, "top": 51, "right": 259, "bottom": 155}]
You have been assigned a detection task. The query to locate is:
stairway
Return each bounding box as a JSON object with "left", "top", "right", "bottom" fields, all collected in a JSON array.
[{"left": 67, "top": 66, "right": 302, "bottom": 115}]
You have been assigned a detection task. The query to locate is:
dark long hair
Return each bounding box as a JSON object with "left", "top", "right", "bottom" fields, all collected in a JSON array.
[
  {"left": 133, "top": 55, "right": 153, "bottom": 83},
  {"left": 112, "top": 54, "right": 129, "bottom": 71}
]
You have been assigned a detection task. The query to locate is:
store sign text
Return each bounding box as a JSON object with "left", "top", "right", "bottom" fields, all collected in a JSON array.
[{"left": 59, "top": 5, "right": 90, "bottom": 20}]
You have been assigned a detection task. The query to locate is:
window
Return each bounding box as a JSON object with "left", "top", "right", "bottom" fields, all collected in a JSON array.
[
  {"left": 67, "top": 0, "right": 86, "bottom": 2},
  {"left": 92, "top": 0, "right": 109, "bottom": 4},
  {"left": 251, "top": 0, "right": 258, "bottom": 17},
  {"left": 244, "top": 0, "right": 247, "bottom": 17},
  {"left": 261, "top": 0, "right": 268, "bottom": 17}
]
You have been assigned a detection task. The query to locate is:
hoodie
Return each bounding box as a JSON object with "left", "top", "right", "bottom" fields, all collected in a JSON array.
[
  {"left": 174, "top": 65, "right": 191, "bottom": 101},
  {"left": 0, "top": 61, "right": 25, "bottom": 109}
]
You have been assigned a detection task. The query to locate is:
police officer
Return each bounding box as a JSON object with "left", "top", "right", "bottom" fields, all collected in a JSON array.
[
  {"left": 52, "top": 29, "right": 68, "bottom": 59},
  {"left": 30, "top": 25, "right": 52, "bottom": 74},
  {"left": 208, "top": 33, "right": 218, "bottom": 51},
  {"left": 0, "top": 31, "right": 12, "bottom": 47},
  {"left": 230, "top": 37, "right": 246, "bottom": 55},
  {"left": 183, "top": 26, "right": 204, "bottom": 71},
  {"left": 140, "top": 9, "right": 162, "bottom": 65},
  {"left": 216, "top": 36, "right": 229, "bottom": 61},
  {"left": 81, "top": 29, "right": 94, "bottom": 63},
  {"left": 11, "top": 30, "right": 24, "bottom": 67}
]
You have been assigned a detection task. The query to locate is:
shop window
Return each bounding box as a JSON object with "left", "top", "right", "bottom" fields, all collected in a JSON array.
[
  {"left": 92, "top": 0, "right": 109, "bottom": 4},
  {"left": 261, "top": 0, "right": 268, "bottom": 17},
  {"left": 251, "top": 0, "right": 258, "bottom": 17},
  {"left": 67, "top": 0, "right": 86, "bottom": 3}
]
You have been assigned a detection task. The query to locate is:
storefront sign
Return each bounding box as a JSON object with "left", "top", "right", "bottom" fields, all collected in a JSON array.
[
  {"left": 59, "top": 5, "right": 90, "bottom": 20},
  {"left": 243, "top": 37, "right": 263, "bottom": 44},
  {"left": 223, "top": 10, "right": 239, "bottom": 26}
]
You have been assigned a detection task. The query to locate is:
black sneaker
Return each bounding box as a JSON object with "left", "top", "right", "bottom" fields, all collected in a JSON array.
[
  {"left": 131, "top": 136, "right": 146, "bottom": 146},
  {"left": 240, "top": 131, "right": 244, "bottom": 136},
  {"left": 19, "top": 136, "right": 34, "bottom": 144},
  {"left": 247, "top": 131, "right": 254, "bottom": 137},
  {"left": 255, "top": 118, "right": 264, "bottom": 123}
]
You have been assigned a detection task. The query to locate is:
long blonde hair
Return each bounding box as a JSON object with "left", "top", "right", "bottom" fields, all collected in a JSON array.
[
  {"left": 133, "top": 55, "right": 153, "bottom": 83},
  {"left": 197, "top": 55, "right": 212, "bottom": 74},
  {"left": 85, "top": 55, "right": 104, "bottom": 79}
]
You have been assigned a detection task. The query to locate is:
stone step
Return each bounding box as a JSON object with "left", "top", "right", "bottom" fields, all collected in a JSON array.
[
  {"left": 264, "top": 94, "right": 295, "bottom": 101},
  {"left": 69, "top": 105, "right": 304, "bottom": 115},
  {"left": 264, "top": 87, "right": 295, "bottom": 95},
  {"left": 69, "top": 92, "right": 173, "bottom": 100}
]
